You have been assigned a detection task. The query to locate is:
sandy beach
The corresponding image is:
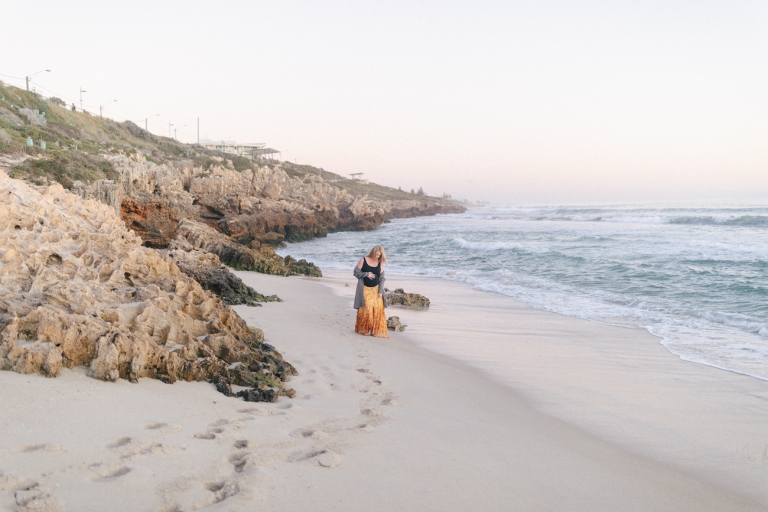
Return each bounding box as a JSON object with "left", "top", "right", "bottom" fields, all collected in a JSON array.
[{"left": 1, "top": 271, "right": 766, "bottom": 511}]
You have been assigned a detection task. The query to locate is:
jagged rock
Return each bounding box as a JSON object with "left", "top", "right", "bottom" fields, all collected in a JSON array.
[
  {"left": 387, "top": 316, "right": 407, "bottom": 332},
  {"left": 120, "top": 195, "right": 196, "bottom": 248},
  {"left": 72, "top": 179, "right": 122, "bottom": 215},
  {"left": 167, "top": 236, "right": 281, "bottom": 305},
  {"left": 387, "top": 288, "right": 430, "bottom": 308},
  {"left": 0, "top": 171, "right": 295, "bottom": 401},
  {"left": 174, "top": 218, "right": 322, "bottom": 277},
  {"left": 71, "top": 153, "right": 463, "bottom": 254},
  {"left": 283, "top": 255, "right": 323, "bottom": 278}
]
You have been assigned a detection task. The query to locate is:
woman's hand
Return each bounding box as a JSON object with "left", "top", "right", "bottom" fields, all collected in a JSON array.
[{"left": 368, "top": 272, "right": 375, "bottom": 279}]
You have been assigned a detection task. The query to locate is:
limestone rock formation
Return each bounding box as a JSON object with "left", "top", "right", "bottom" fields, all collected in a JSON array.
[
  {"left": 386, "top": 316, "right": 407, "bottom": 332},
  {"left": 0, "top": 172, "right": 295, "bottom": 400},
  {"left": 72, "top": 153, "right": 464, "bottom": 256},
  {"left": 174, "top": 218, "right": 322, "bottom": 277},
  {"left": 387, "top": 288, "right": 430, "bottom": 308},
  {"left": 167, "top": 237, "right": 281, "bottom": 306}
]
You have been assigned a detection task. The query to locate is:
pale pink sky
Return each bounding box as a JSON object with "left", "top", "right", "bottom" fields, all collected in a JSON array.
[{"left": 4, "top": 1, "right": 767, "bottom": 204}]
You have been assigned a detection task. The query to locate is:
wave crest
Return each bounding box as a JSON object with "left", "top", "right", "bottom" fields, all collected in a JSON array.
[{"left": 453, "top": 238, "right": 550, "bottom": 253}]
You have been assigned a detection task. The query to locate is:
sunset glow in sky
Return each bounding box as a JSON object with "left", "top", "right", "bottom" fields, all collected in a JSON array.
[{"left": 4, "top": 1, "right": 767, "bottom": 204}]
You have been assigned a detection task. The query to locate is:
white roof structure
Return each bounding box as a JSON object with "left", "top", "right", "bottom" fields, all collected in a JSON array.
[{"left": 199, "top": 139, "right": 266, "bottom": 158}]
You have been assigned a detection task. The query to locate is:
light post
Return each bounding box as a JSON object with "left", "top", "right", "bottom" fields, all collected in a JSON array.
[
  {"left": 79, "top": 87, "right": 87, "bottom": 112},
  {"left": 99, "top": 100, "right": 117, "bottom": 118},
  {"left": 169, "top": 122, "right": 173, "bottom": 138},
  {"left": 174, "top": 125, "right": 186, "bottom": 141},
  {"left": 143, "top": 114, "right": 159, "bottom": 131},
  {"left": 26, "top": 69, "right": 50, "bottom": 91}
]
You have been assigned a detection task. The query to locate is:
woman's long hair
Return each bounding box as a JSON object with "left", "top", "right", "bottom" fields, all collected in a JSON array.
[{"left": 367, "top": 245, "right": 388, "bottom": 265}]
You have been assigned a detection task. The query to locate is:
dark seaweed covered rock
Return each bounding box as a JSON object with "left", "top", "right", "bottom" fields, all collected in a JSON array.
[
  {"left": 174, "top": 218, "right": 322, "bottom": 277},
  {"left": 283, "top": 255, "right": 323, "bottom": 277},
  {"left": 386, "top": 288, "right": 430, "bottom": 308},
  {"left": 168, "top": 237, "right": 281, "bottom": 305}
]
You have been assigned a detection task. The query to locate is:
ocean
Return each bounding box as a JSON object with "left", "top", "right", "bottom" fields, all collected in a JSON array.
[{"left": 278, "top": 204, "right": 768, "bottom": 381}]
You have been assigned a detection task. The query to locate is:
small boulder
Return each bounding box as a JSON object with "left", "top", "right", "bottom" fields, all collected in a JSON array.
[
  {"left": 386, "top": 288, "right": 430, "bottom": 308},
  {"left": 387, "top": 316, "right": 407, "bottom": 332}
]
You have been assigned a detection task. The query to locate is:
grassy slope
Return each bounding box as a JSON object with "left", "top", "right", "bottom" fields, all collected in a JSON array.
[{"left": 0, "top": 82, "right": 452, "bottom": 203}]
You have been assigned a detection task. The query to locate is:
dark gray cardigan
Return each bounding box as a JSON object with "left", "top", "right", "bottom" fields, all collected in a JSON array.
[{"left": 353, "top": 265, "right": 387, "bottom": 309}]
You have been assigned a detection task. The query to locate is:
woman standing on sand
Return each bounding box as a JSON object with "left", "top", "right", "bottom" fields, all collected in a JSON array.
[{"left": 353, "top": 246, "right": 389, "bottom": 337}]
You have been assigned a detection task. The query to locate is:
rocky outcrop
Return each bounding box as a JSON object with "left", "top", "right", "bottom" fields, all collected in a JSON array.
[
  {"left": 167, "top": 237, "right": 281, "bottom": 306},
  {"left": 387, "top": 316, "right": 407, "bottom": 331},
  {"left": 174, "top": 219, "right": 322, "bottom": 277},
  {"left": 73, "top": 153, "right": 464, "bottom": 256},
  {"left": 387, "top": 288, "right": 430, "bottom": 308},
  {"left": 71, "top": 180, "right": 122, "bottom": 215},
  {"left": 0, "top": 172, "right": 295, "bottom": 401},
  {"left": 73, "top": 154, "right": 197, "bottom": 247}
]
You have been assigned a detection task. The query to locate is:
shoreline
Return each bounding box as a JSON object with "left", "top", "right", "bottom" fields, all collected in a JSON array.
[
  {"left": 0, "top": 270, "right": 765, "bottom": 510},
  {"left": 295, "top": 269, "right": 768, "bottom": 505}
]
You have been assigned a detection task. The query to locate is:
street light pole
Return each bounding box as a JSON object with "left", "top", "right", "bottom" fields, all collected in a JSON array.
[
  {"left": 26, "top": 69, "right": 50, "bottom": 91},
  {"left": 169, "top": 123, "right": 173, "bottom": 138},
  {"left": 144, "top": 114, "right": 159, "bottom": 131},
  {"left": 99, "top": 100, "right": 117, "bottom": 118},
  {"left": 79, "top": 87, "right": 87, "bottom": 112}
]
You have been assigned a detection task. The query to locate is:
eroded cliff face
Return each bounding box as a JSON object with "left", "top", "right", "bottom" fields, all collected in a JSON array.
[
  {"left": 0, "top": 171, "right": 295, "bottom": 401},
  {"left": 72, "top": 154, "right": 465, "bottom": 259},
  {"left": 174, "top": 219, "right": 321, "bottom": 277}
]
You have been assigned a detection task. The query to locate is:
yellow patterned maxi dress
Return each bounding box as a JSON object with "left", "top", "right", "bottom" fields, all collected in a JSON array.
[{"left": 355, "top": 285, "right": 389, "bottom": 337}]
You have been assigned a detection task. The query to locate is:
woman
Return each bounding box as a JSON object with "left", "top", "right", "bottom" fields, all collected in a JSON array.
[{"left": 353, "top": 246, "right": 389, "bottom": 337}]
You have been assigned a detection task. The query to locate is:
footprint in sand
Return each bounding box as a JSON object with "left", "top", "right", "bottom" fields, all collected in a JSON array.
[
  {"left": 106, "top": 437, "right": 132, "bottom": 449},
  {"left": 204, "top": 481, "right": 239, "bottom": 504},
  {"left": 237, "top": 407, "right": 270, "bottom": 416},
  {"left": 316, "top": 450, "right": 342, "bottom": 468},
  {"left": 16, "top": 444, "right": 65, "bottom": 455},
  {"left": 144, "top": 422, "right": 184, "bottom": 433},
  {"left": 289, "top": 427, "right": 329, "bottom": 440},
  {"left": 117, "top": 441, "right": 184, "bottom": 459},
  {"left": 90, "top": 465, "right": 132, "bottom": 482},
  {"left": 234, "top": 440, "right": 249, "bottom": 449},
  {"left": 229, "top": 452, "right": 250, "bottom": 473},
  {"left": 6, "top": 480, "right": 61, "bottom": 510},
  {"left": 194, "top": 427, "right": 224, "bottom": 440}
]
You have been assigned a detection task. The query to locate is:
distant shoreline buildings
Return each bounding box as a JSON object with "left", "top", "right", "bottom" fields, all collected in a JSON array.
[{"left": 198, "top": 139, "right": 280, "bottom": 161}]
